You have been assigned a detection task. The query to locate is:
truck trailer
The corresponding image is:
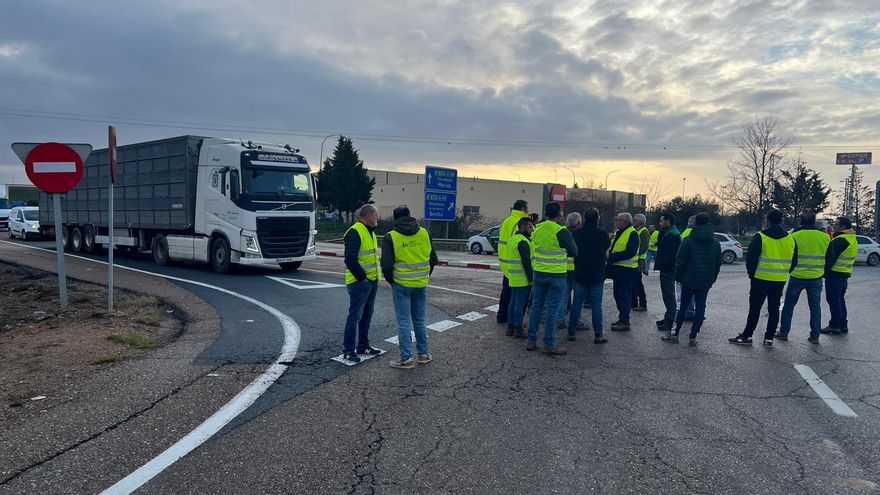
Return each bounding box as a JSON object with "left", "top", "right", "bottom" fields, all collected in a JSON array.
[{"left": 39, "top": 135, "right": 317, "bottom": 273}]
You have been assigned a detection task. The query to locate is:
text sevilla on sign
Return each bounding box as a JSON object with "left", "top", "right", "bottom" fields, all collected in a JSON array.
[{"left": 23, "top": 142, "right": 86, "bottom": 193}]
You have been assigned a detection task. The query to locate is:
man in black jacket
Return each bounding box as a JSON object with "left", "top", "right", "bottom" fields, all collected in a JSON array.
[
  {"left": 569, "top": 208, "right": 611, "bottom": 343},
  {"left": 607, "top": 212, "right": 640, "bottom": 331},
  {"left": 822, "top": 216, "right": 857, "bottom": 335},
  {"left": 341, "top": 204, "right": 383, "bottom": 362},
  {"left": 380, "top": 207, "right": 439, "bottom": 284},
  {"left": 654, "top": 212, "right": 681, "bottom": 332}
]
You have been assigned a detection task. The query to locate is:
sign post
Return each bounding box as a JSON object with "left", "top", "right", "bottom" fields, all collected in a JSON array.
[
  {"left": 424, "top": 166, "right": 457, "bottom": 238},
  {"left": 11, "top": 141, "right": 91, "bottom": 311},
  {"left": 836, "top": 152, "right": 872, "bottom": 217},
  {"left": 108, "top": 126, "right": 117, "bottom": 313}
]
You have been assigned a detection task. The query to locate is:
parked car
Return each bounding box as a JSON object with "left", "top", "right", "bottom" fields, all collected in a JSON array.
[
  {"left": 8, "top": 206, "right": 41, "bottom": 240},
  {"left": 714, "top": 232, "right": 743, "bottom": 264},
  {"left": 856, "top": 235, "right": 880, "bottom": 266},
  {"left": 468, "top": 226, "right": 499, "bottom": 254}
]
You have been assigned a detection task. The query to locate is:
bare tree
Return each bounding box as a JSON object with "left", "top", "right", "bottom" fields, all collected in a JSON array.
[
  {"left": 713, "top": 117, "right": 794, "bottom": 228},
  {"left": 630, "top": 175, "right": 674, "bottom": 210}
]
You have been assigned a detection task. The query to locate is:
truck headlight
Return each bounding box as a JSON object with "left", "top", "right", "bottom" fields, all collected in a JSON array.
[{"left": 242, "top": 234, "right": 260, "bottom": 253}]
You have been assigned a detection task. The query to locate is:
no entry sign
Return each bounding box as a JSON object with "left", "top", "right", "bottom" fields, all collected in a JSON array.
[{"left": 11, "top": 142, "right": 92, "bottom": 193}]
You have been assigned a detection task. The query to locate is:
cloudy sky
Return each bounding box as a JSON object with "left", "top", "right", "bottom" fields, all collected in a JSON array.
[{"left": 1, "top": 0, "right": 877, "bottom": 201}]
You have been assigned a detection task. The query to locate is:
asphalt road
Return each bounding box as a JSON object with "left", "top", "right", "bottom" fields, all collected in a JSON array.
[{"left": 2, "top": 238, "right": 879, "bottom": 494}]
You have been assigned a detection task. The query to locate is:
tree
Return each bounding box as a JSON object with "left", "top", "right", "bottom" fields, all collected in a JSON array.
[
  {"left": 770, "top": 153, "right": 830, "bottom": 224},
  {"left": 315, "top": 136, "right": 375, "bottom": 222},
  {"left": 712, "top": 117, "right": 794, "bottom": 229},
  {"left": 630, "top": 175, "right": 674, "bottom": 211},
  {"left": 649, "top": 195, "right": 721, "bottom": 230},
  {"left": 835, "top": 167, "right": 876, "bottom": 235}
]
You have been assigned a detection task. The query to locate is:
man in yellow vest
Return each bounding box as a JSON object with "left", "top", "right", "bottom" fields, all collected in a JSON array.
[
  {"left": 776, "top": 212, "right": 830, "bottom": 344},
  {"left": 821, "top": 216, "right": 858, "bottom": 335},
  {"left": 526, "top": 202, "right": 577, "bottom": 354},
  {"left": 607, "top": 212, "right": 640, "bottom": 331},
  {"left": 729, "top": 209, "right": 796, "bottom": 347},
  {"left": 631, "top": 213, "right": 650, "bottom": 311},
  {"left": 506, "top": 217, "right": 535, "bottom": 339},
  {"left": 341, "top": 204, "right": 382, "bottom": 363},
  {"left": 381, "top": 205, "right": 438, "bottom": 369},
  {"left": 496, "top": 200, "right": 530, "bottom": 328}
]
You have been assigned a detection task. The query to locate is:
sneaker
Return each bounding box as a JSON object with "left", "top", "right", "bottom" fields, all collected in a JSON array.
[
  {"left": 763, "top": 339, "right": 773, "bottom": 348},
  {"left": 417, "top": 354, "right": 432, "bottom": 364},
  {"left": 576, "top": 322, "right": 590, "bottom": 331},
  {"left": 840, "top": 327, "right": 849, "bottom": 334},
  {"left": 820, "top": 326, "right": 840, "bottom": 335},
  {"left": 661, "top": 334, "right": 679, "bottom": 343},
  {"left": 807, "top": 335, "right": 819, "bottom": 344},
  {"left": 506, "top": 324, "right": 515, "bottom": 337},
  {"left": 541, "top": 345, "right": 567, "bottom": 355},
  {"left": 610, "top": 323, "right": 631, "bottom": 332},
  {"left": 773, "top": 332, "right": 788, "bottom": 341},
  {"left": 389, "top": 358, "right": 415, "bottom": 369},
  {"left": 343, "top": 352, "right": 361, "bottom": 363},
  {"left": 526, "top": 341, "right": 537, "bottom": 351},
  {"left": 655, "top": 319, "right": 667, "bottom": 327},
  {"left": 566, "top": 331, "right": 576, "bottom": 342},
  {"left": 593, "top": 335, "right": 608, "bottom": 344},
  {"left": 728, "top": 335, "right": 753, "bottom": 345},
  {"left": 357, "top": 347, "right": 382, "bottom": 355},
  {"left": 688, "top": 338, "right": 697, "bottom": 347}
]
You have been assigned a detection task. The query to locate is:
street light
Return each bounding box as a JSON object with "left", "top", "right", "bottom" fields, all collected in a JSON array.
[
  {"left": 563, "top": 167, "right": 576, "bottom": 187},
  {"left": 319, "top": 134, "right": 341, "bottom": 172},
  {"left": 682, "top": 177, "right": 687, "bottom": 197},
  {"left": 604, "top": 169, "right": 621, "bottom": 190},
  {"left": 510, "top": 171, "right": 522, "bottom": 182}
]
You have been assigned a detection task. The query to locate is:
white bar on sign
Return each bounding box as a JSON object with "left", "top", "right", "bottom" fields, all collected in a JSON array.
[{"left": 33, "top": 162, "right": 77, "bottom": 173}]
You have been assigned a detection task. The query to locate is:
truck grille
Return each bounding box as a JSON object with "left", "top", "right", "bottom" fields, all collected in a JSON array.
[{"left": 256, "top": 217, "right": 310, "bottom": 258}]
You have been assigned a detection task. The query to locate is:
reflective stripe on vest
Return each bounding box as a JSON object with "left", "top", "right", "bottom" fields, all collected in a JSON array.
[
  {"left": 636, "top": 226, "right": 648, "bottom": 261},
  {"left": 344, "top": 222, "right": 380, "bottom": 285},
  {"left": 791, "top": 229, "right": 831, "bottom": 279},
  {"left": 610, "top": 226, "right": 638, "bottom": 269},
  {"left": 531, "top": 221, "right": 567, "bottom": 274},
  {"left": 754, "top": 232, "right": 795, "bottom": 282},
  {"left": 389, "top": 227, "right": 432, "bottom": 288},
  {"left": 681, "top": 228, "right": 692, "bottom": 239},
  {"left": 507, "top": 233, "right": 534, "bottom": 287},
  {"left": 498, "top": 210, "right": 529, "bottom": 276},
  {"left": 831, "top": 233, "right": 857, "bottom": 274}
]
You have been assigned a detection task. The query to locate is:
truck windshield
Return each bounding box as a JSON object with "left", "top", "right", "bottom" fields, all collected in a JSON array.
[
  {"left": 23, "top": 210, "right": 39, "bottom": 221},
  {"left": 241, "top": 167, "right": 312, "bottom": 199},
  {"left": 0, "top": 198, "right": 10, "bottom": 209}
]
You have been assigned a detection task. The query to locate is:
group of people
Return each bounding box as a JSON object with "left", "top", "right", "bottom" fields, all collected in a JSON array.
[{"left": 495, "top": 200, "right": 859, "bottom": 352}]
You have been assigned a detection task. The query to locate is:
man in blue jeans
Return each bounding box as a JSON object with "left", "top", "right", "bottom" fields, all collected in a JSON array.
[
  {"left": 341, "top": 204, "right": 383, "bottom": 363},
  {"left": 381, "top": 206, "right": 439, "bottom": 369},
  {"left": 527, "top": 202, "right": 577, "bottom": 354},
  {"left": 776, "top": 212, "right": 829, "bottom": 344},
  {"left": 569, "top": 208, "right": 611, "bottom": 343}
]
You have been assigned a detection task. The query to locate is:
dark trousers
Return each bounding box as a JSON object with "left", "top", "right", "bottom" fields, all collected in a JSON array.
[
  {"left": 673, "top": 287, "right": 709, "bottom": 338},
  {"left": 741, "top": 278, "right": 785, "bottom": 340},
  {"left": 631, "top": 270, "right": 646, "bottom": 307},
  {"left": 659, "top": 272, "right": 677, "bottom": 323},
  {"left": 497, "top": 275, "right": 511, "bottom": 323},
  {"left": 612, "top": 270, "right": 636, "bottom": 324},
  {"left": 343, "top": 280, "right": 379, "bottom": 354},
  {"left": 824, "top": 276, "right": 849, "bottom": 329}
]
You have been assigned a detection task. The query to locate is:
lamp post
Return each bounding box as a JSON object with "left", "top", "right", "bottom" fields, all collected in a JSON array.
[
  {"left": 682, "top": 177, "right": 687, "bottom": 197},
  {"left": 604, "top": 169, "right": 621, "bottom": 190},
  {"left": 510, "top": 171, "right": 522, "bottom": 182},
  {"left": 563, "top": 166, "right": 576, "bottom": 187},
  {"left": 319, "top": 134, "right": 340, "bottom": 172}
]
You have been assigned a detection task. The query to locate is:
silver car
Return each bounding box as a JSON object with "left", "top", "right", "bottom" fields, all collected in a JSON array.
[
  {"left": 856, "top": 235, "right": 880, "bottom": 266},
  {"left": 714, "top": 233, "right": 744, "bottom": 264}
]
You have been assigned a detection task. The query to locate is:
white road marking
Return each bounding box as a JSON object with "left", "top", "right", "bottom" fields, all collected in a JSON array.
[
  {"left": 793, "top": 364, "right": 858, "bottom": 418},
  {"left": 300, "top": 268, "right": 498, "bottom": 300},
  {"left": 385, "top": 332, "right": 416, "bottom": 345},
  {"left": 484, "top": 304, "right": 500, "bottom": 313},
  {"left": 427, "top": 320, "right": 462, "bottom": 332},
  {"left": 266, "top": 275, "right": 344, "bottom": 290},
  {"left": 33, "top": 161, "right": 77, "bottom": 173},
  {"left": 457, "top": 311, "right": 487, "bottom": 321},
  {"left": 331, "top": 348, "right": 387, "bottom": 366},
  {"left": 0, "top": 241, "right": 302, "bottom": 493}
]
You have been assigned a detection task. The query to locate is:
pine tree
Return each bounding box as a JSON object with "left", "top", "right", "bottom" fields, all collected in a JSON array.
[
  {"left": 770, "top": 155, "right": 830, "bottom": 224},
  {"left": 315, "top": 136, "right": 375, "bottom": 222}
]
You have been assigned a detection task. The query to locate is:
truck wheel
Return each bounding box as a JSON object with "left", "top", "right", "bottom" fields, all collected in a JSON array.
[
  {"left": 71, "top": 227, "right": 83, "bottom": 253},
  {"left": 210, "top": 237, "right": 231, "bottom": 274},
  {"left": 83, "top": 225, "right": 97, "bottom": 254},
  {"left": 152, "top": 234, "right": 169, "bottom": 266},
  {"left": 62, "top": 226, "right": 70, "bottom": 251},
  {"left": 279, "top": 261, "right": 302, "bottom": 272}
]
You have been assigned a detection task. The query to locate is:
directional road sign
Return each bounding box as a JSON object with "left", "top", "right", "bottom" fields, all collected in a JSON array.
[
  {"left": 12, "top": 142, "right": 91, "bottom": 193},
  {"left": 425, "top": 166, "right": 458, "bottom": 192},
  {"left": 836, "top": 152, "right": 872, "bottom": 165},
  {"left": 424, "top": 191, "right": 456, "bottom": 221}
]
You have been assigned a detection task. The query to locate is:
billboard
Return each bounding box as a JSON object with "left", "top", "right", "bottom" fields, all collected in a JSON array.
[{"left": 836, "top": 152, "right": 872, "bottom": 165}]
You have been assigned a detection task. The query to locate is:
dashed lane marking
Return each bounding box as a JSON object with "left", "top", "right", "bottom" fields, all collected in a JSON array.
[
  {"left": 385, "top": 332, "right": 416, "bottom": 345},
  {"left": 793, "top": 364, "right": 858, "bottom": 418},
  {"left": 0, "top": 241, "right": 302, "bottom": 494},
  {"left": 266, "top": 275, "right": 344, "bottom": 290},
  {"left": 484, "top": 304, "right": 500, "bottom": 313},
  {"left": 299, "top": 268, "right": 498, "bottom": 300},
  {"left": 427, "top": 320, "right": 462, "bottom": 332},
  {"left": 457, "top": 311, "right": 487, "bottom": 321}
]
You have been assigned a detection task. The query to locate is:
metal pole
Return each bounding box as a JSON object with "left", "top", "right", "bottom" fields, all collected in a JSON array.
[
  {"left": 319, "top": 134, "right": 339, "bottom": 172},
  {"left": 108, "top": 179, "right": 114, "bottom": 313},
  {"left": 53, "top": 194, "right": 68, "bottom": 310}
]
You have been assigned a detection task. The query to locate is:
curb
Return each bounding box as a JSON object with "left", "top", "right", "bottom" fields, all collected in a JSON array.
[{"left": 317, "top": 251, "right": 500, "bottom": 271}]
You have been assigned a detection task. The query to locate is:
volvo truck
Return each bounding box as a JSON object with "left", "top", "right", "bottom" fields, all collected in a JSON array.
[{"left": 39, "top": 136, "right": 317, "bottom": 273}]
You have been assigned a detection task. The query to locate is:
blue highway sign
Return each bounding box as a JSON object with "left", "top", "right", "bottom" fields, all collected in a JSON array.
[
  {"left": 424, "top": 191, "right": 456, "bottom": 221},
  {"left": 425, "top": 166, "right": 457, "bottom": 192}
]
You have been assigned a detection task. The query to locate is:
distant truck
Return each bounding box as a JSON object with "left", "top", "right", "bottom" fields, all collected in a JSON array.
[
  {"left": 39, "top": 135, "right": 317, "bottom": 273},
  {"left": 0, "top": 185, "right": 9, "bottom": 230}
]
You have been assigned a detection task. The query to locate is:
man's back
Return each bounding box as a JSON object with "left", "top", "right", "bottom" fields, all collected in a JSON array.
[
  {"left": 675, "top": 226, "right": 722, "bottom": 290},
  {"left": 573, "top": 225, "right": 610, "bottom": 286}
]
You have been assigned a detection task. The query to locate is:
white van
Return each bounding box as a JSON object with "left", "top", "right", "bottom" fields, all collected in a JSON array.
[{"left": 8, "top": 206, "right": 41, "bottom": 240}]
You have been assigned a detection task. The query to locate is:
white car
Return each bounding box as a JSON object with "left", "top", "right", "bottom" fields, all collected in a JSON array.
[
  {"left": 8, "top": 206, "right": 41, "bottom": 240},
  {"left": 714, "top": 233, "right": 743, "bottom": 264},
  {"left": 856, "top": 235, "right": 880, "bottom": 266},
  {"left": 468, "top": 226, "right": 499, "bottom": 254}
]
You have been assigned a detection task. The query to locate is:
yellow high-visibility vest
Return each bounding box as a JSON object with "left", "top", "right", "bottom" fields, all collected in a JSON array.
[
  {"left": 790, "top": 229, "right": 830, "bottom": 280},
  {"left": 831, "top": 233, "right": 857, "bottom": 275},
  {"left": 754, "top": 232, "right": 795, "bottom": 282},
  {"left": 636, "top": 226, "right": 648, "bottom": 261},
  {"left": 532, "top": 221, "right": 567, "bottom": 274},
  {"left": 610, "top": 226, "right": 639, "bottom": 269},
  {"left": 498, "top": 210, "right": 529, "bottom": 276},
  {"left": 389, "top": 227, "right": 432, "bottom": 288},
  {"left": 344, "top": 222, "right": 380, "bottom": 285},
  {"left": 507, "top": 233, "right": 534, "bottom": 287},
  {"left": 648, "top": 230, "right": 659, "bottom": 252}
]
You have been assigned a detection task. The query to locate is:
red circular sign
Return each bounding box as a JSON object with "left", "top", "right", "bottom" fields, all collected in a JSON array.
[{"left": 24, "top": 142, "right": 84, "bottom": 193}]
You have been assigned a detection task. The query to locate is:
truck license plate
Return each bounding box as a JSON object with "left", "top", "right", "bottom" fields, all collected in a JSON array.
[{"left": 275, "top": 257, "right": 297, "bottom": 263}]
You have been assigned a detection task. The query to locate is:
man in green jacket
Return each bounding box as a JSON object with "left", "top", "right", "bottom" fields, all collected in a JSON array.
[{"left": 661, "top": 213, "right": 721, "bottom": 346}]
